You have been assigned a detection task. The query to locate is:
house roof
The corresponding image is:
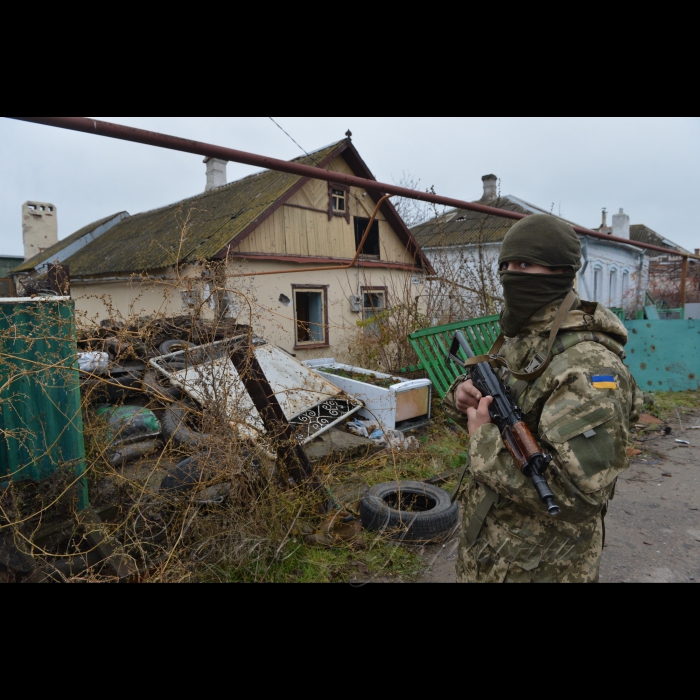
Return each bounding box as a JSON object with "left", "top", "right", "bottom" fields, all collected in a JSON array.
[
  {"left": 12, "top": 212, "right": 127, "bottom": 274},
  {"left": 411, "top": 195, "right": 582, "bottom": 248},
  {"left": 412, "top": 193, "right": 689, "bottom": 261},
  {"left": 630, "top": 224, "right": 689, "bottom": 257},
  {"left": 24, "top": 139, "right": 432, "bottom": 278}
]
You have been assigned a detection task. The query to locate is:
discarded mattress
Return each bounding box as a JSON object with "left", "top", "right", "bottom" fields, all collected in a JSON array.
[{"left": 150, "top": 337, "right": 363, "bottom": 445}]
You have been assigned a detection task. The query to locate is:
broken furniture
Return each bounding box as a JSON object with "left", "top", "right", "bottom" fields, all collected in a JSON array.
[
  {"left": 303, "top": 360, "right": 432, "bottom": 431},
  {"left": 150, "top": 337, "right": 363, "bottom": 445}
]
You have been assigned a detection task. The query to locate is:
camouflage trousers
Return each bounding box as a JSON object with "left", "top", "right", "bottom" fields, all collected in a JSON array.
[{"left": 456, "top": 480, "right": 604, "bottom": 584}]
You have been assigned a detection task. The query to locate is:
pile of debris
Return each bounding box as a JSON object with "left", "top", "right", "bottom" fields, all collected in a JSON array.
[{"left": 2, "top": 312, "right": 449, "bottom": 583}]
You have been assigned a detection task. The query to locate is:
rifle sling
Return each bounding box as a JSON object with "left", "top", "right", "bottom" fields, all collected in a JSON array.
[
  {"left": 463, "top": 483, "right": 499, "bottom": 547},
  {"left": 460, "top": 290, "right": 578, "bottom": 382}
]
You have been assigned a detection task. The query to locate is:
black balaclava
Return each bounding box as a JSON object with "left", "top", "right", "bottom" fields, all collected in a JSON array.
[{"left": 498, "top": 215, "right": 582, "bottom": 337}]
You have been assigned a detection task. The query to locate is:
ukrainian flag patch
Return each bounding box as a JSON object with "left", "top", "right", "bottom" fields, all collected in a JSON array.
[{"left": 592, "top": 375, "right": 618, "bottom": 390}]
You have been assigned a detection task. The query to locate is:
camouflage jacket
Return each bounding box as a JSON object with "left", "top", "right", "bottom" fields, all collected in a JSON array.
[{"left": 444, "top": 297, "right": 643, "bottom": 582}]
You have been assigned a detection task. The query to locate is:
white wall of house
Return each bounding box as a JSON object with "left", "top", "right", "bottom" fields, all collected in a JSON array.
[
  {"left": 422, "top": 238, "right": 648, "bottom": 315},
  {"left": 70, "top": 261, "right": 426, "bottom": 365},
  {"left": 578, "top": 238, "right": 648, "bottom": 310}
]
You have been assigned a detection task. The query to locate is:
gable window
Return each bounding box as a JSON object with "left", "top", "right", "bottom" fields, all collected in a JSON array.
[
  {"left": 354, "top": 217, "right": 381, "bottom": 258},
  {"left": 294, "top": 285, "right": 329, "bottom": 348},
  {"left": 332, "top": 189, "right": 346, "bottom": 213},
  {"left": 328, "top": 183, "right": 350, "bottom": 223}
]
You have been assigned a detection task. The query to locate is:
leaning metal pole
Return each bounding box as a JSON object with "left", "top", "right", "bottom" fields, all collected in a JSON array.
[{"left": 5, "top": 116, "right": 698, "bottom": 262}]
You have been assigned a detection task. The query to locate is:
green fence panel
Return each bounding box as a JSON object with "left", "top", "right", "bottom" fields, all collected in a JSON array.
[
  {"left": 0, "top": 298, "right": 88, "bottom": 510},
  {"left": 405, "top": 312, "right": 700, "bottom": 400},
  {"left": 404, "top": 315, "right": 501, "bottom": 399}
]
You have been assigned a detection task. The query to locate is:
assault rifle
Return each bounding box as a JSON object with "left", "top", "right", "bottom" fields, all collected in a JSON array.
[{"left": 449, "top": 332, "right": 561, "bottom": 517}]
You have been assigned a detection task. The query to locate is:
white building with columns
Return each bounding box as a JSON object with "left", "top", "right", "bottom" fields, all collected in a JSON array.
[{"left": 411, "top": 175, "right": 684, "bottom": 317}]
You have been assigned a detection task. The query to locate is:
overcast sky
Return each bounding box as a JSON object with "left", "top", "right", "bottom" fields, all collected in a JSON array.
[{"left": 1, "top": 117, "right": 698, "bottom": 258}]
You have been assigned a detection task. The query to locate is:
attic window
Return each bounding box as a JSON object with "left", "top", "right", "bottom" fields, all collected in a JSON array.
[
  {"left": 328, "top": 183, "right": 350, "bottom": 223},
  {"left": 332, "top": 189, "right": 346, "bottom": 212}
]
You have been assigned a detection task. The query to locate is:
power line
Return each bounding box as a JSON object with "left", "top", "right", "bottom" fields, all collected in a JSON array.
[{"left": 268, "top": 117, "right": 312, "bottom": 159}]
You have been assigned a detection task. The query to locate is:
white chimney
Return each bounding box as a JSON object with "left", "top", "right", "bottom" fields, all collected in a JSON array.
[
  {"left": 22, "top": 201, "right": 58, "bottom": 261},
  {"left": 204, "top": 157, "right": 227, "bottom": 192},
  {"left": 481, "top": 174, "right": 498, "bottom": 202},
  {"left": 612, "top": 208, "right": 630, "bottom": 239}
]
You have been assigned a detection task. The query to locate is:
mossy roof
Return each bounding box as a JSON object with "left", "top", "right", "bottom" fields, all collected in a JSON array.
[
  {"left": 12, "top": 212, "right": 127, "bottom": 274},
  {"left": 411, "top": 195, "right": 581, "bottom": 248},
  {"left": 630, "top": 224, "right": 689, "bottom": 257},
  {"left": 60, "top": 141, "right": 345, "bottom": 277}
]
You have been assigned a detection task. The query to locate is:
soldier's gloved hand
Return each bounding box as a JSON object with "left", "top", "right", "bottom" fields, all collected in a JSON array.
[
  {"left": 467, "top": 397, "right": 494, "bottom": 437},
  {"left": 455, "top": 380, "right": 483, "bottom": 414}
]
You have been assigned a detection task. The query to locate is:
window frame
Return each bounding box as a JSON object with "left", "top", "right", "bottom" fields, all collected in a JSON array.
[
  {"left": 328, "top": 183, "right": 351, "bottom": 224},
  {"left": 593, "top": 266, "right": 604, "bottom": 303},
  {"left": 361, "top": 286, "right": 388, "bottom": 321},
  {"left": 609, "top": 267, "right": 619, "bottom": 306},
  {"left": 354, "top": 216, "right": 381, "bottom": 259},
  {"left": 292, "top": 284, "right": 330, "bottom": 350}
]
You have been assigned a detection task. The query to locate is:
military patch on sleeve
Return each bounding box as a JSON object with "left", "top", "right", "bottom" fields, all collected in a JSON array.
[{"left": 592, "top": 375, "right": 618, "bottom": 390}]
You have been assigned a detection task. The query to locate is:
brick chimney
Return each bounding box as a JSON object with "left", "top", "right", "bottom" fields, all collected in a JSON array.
[
  {"left": 204, "top": 157, "right": 227, "bottom": 192},
  {"left": 22, "top": 201, "right": 58, "bottom": 261},
  {"left": 612, "top": 208, "right": 630, "bottom": 239},
  {"left": 481, "top": 174, "right": 498, "bottom": 202}
]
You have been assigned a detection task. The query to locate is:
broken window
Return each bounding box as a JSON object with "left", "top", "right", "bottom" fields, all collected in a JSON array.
[
  {"left": 354, "top": 217, "right": 380, "bottom": 257},
  {"left": 294, "top": 287, "right": 328, "bottom": 347}
]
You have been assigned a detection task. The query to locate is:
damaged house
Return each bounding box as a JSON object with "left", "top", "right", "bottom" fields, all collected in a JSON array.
[{"left": 13, "top": 136, "right": 433, "bottom": 362}]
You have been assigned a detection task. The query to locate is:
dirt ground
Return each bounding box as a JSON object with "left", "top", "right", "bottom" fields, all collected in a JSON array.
[{"left": 418, "top": 409, "right": 700, "bottom": 584}]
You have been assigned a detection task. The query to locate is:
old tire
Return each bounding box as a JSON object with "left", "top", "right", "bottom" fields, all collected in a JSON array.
[
  {"left": 360, "top": 481, "right": 459, "bottom": 544},
  {"left": 142, "top": 371, "right": 182, "bottom": 402},
  {"left": 161, "top": 402, "right": 211, "bottom": 447},
  {"left": 159, "top": 340, "right": 196, "bottom": 356},
  {"left": 161, "top": 457, "right": 208, "bottom": 494}
]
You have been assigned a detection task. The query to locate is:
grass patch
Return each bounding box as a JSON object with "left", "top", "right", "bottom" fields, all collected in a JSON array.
[
  {"left": 646, "top": 390, "right": 700, "bottom": 419},
  {"left": 205, "top": 534, "right": 424, "bottom": 584}
]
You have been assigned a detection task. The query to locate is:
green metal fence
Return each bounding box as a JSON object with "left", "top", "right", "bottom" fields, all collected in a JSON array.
[
  {"left": 403, "top": 316, "right": 501, "bottom": 399},
  {"left": 0, "top": 298, "right": 88, "bottom": 509}
]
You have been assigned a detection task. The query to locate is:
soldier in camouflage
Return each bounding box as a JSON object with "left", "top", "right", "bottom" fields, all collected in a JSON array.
[{"left": 444, "top": 215, "right": 643, "bottom": 584}]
